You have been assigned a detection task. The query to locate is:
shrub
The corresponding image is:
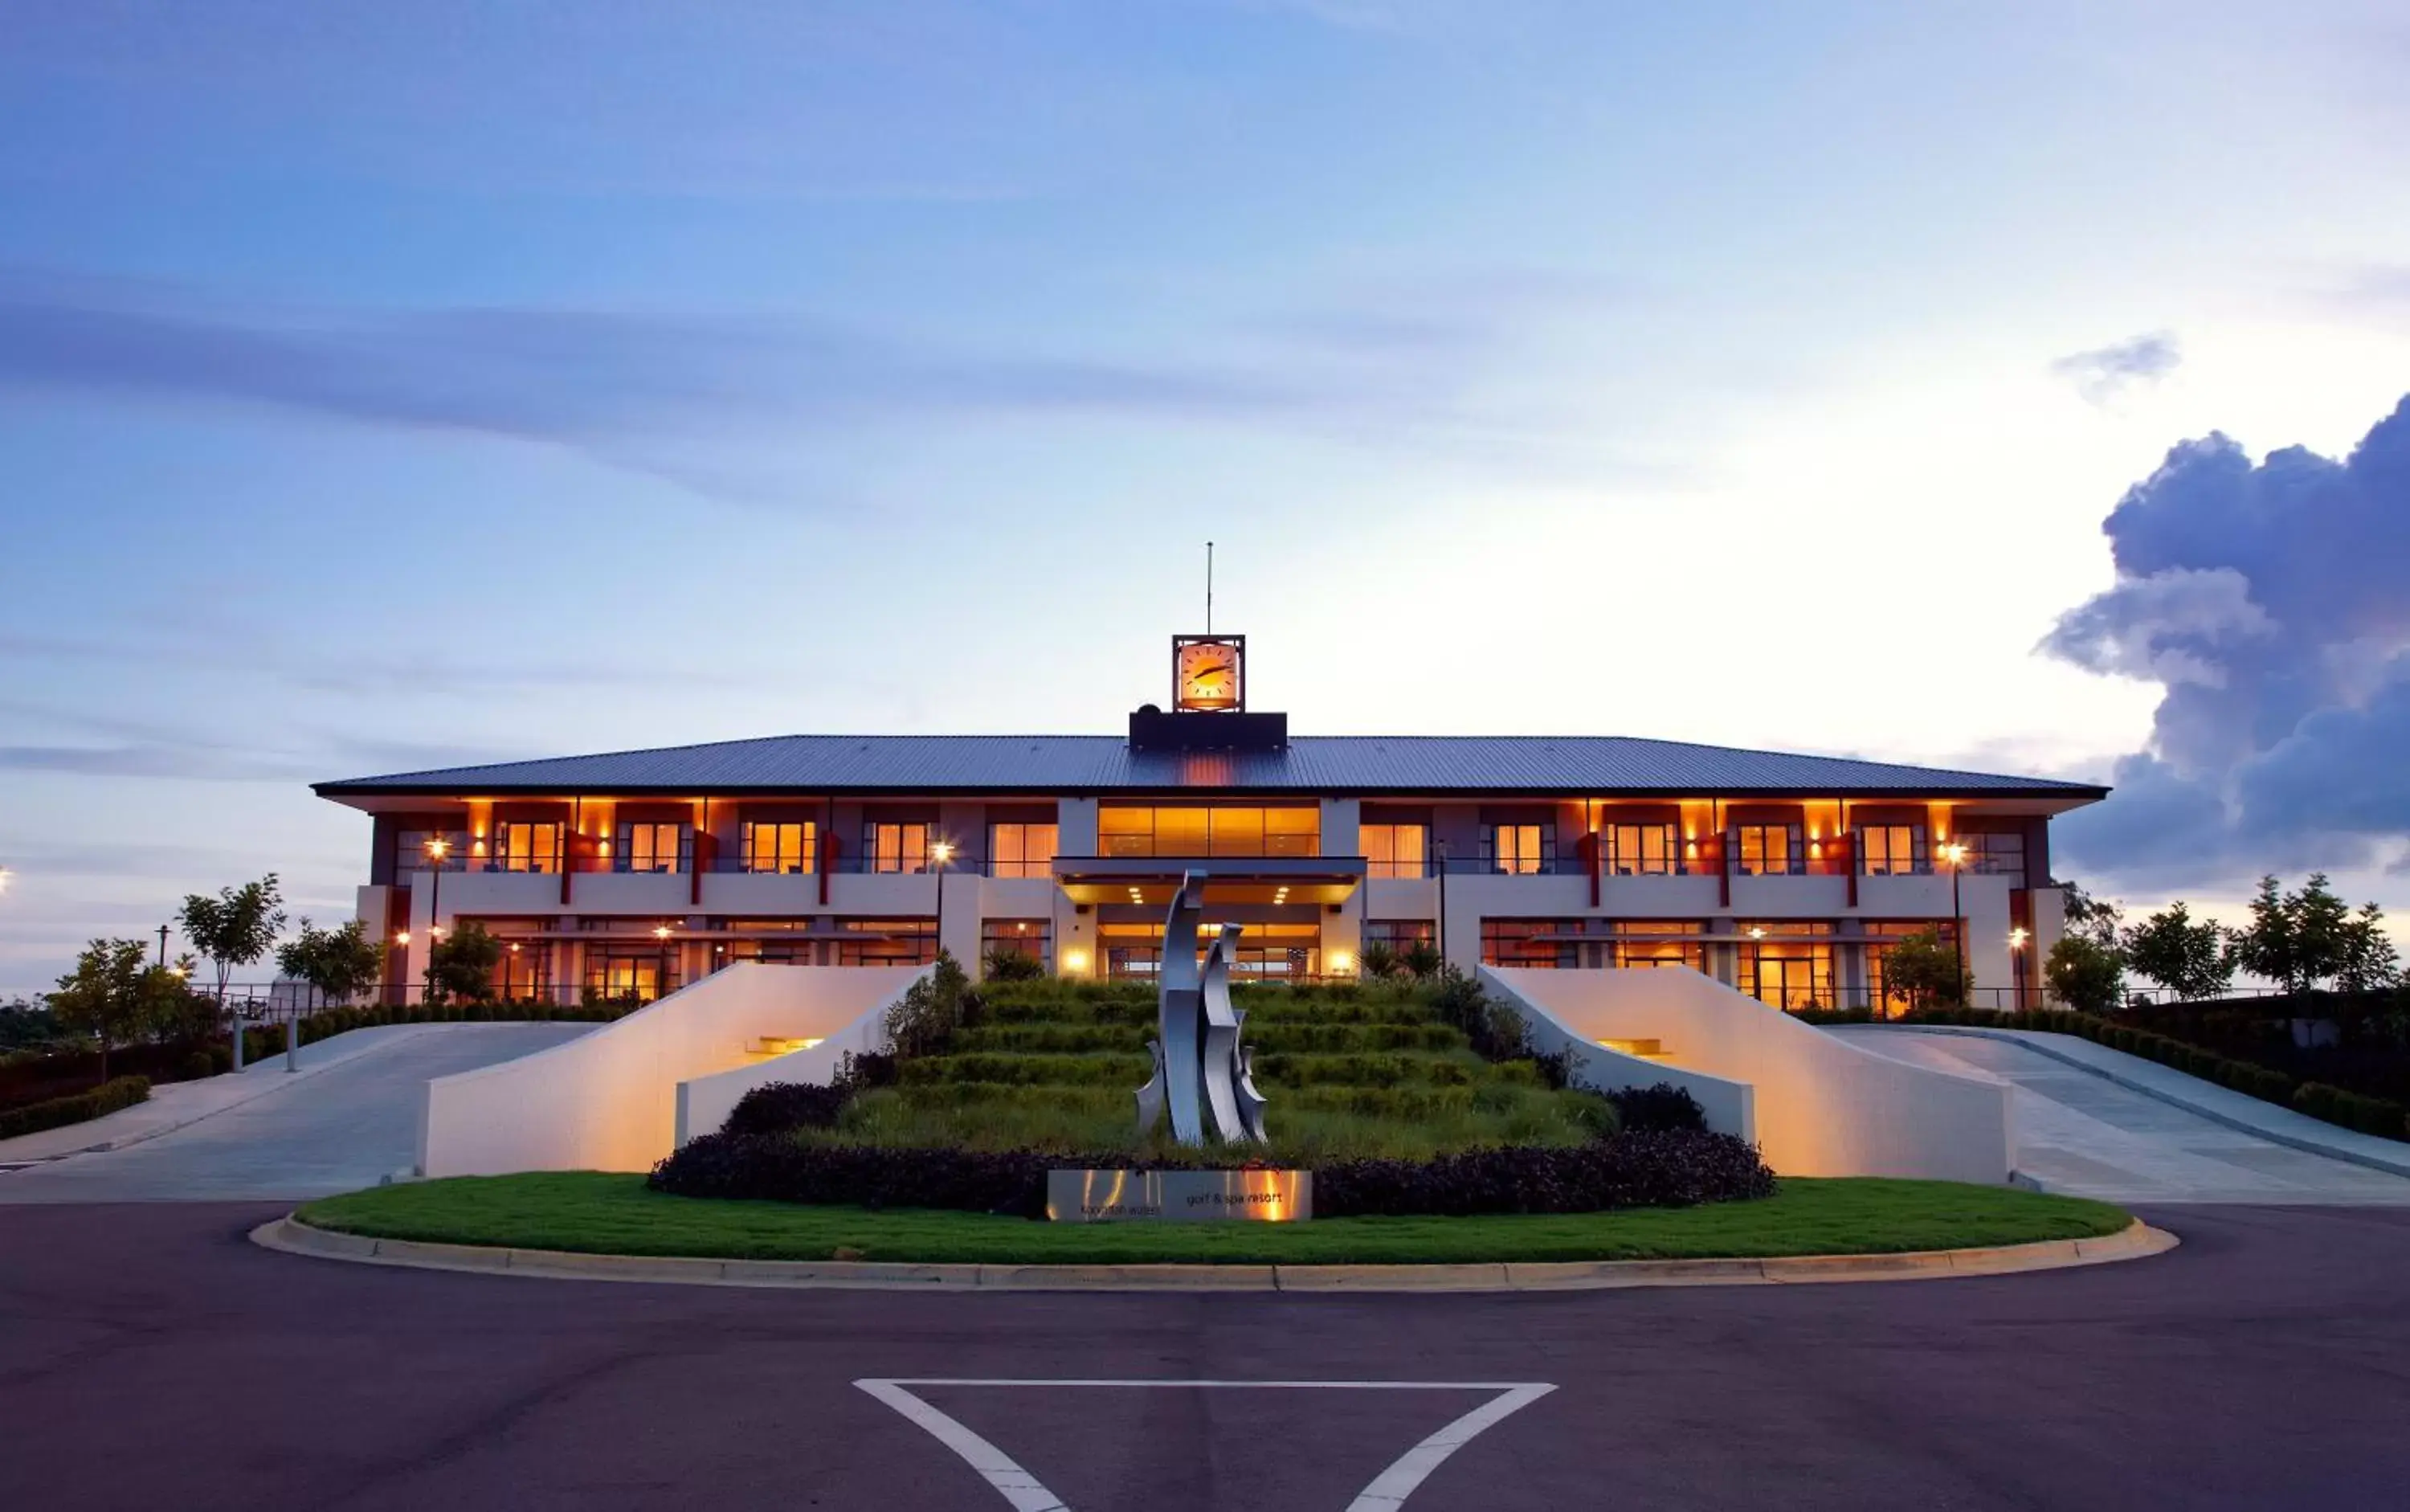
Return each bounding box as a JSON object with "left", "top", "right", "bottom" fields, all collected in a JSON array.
[
  {"left": 981, "top": 947, "right": 1047, "bottom": 983},
  {"left": 648, "top": 1125, "right": 1775, "bottom": 1219},
  {"left": 721, "top": 1081, "right": 851, "bottom": 1138},
  {"left": 2292, "top": 1081, "right": 2410, "bottom": 1140},
  {"left": 1604, "top": 1082, "right": 1707, "bottom": 1134},
  {"left": 0, "top": 1075, "right": 150, "bottom": 1140},
  {"left": 178, "top": 1050, "right": 216, "bottom": 1081}
]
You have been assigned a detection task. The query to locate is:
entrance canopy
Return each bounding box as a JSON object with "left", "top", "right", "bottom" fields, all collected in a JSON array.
[{"left": 1049, "top": 855, "right": 1366, "bottom": 908}]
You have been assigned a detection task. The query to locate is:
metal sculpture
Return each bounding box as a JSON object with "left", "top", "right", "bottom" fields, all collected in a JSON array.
[{"left": 1135, "top": 871, "right": 1268, "bottom": 1145}]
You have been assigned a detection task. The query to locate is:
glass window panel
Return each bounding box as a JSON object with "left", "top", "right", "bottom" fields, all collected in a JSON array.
[
  {"left": 1209, "top": 807, "right": 1264, "bottom": 856},
  {"left": 1154, "top": 807, "right": 1209, "bottom": 856}
]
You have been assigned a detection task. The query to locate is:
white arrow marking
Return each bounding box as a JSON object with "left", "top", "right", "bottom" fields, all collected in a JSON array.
[{"left": 853, "top": 1378, "right": 1557, "bottom": 1512}]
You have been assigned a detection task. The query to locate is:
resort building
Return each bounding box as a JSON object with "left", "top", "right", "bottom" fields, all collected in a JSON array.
[{"left": 315, "top": 634, "right": 2106, "bottom": 1013}]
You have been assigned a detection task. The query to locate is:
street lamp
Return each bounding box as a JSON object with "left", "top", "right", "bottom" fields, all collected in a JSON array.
[
  {"left": 423, "top": 835, "right": 451, "bottom": 946},
  {"left": 653, "top": 922, "right": 673, "bottom": 1000},
  {"left": 929, "top": 839, "right": 955, "bottom": 962},
  {"left": 1939, "top": 842, "right": 1970, "bottom": 999},
  {"left": 2008, "top": 926, "right": 2032, "bottom": 1010}
]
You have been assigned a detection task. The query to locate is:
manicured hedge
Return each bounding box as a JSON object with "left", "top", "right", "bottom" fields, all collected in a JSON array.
[
  {"left": 2292, "top": 1081, "right": 2410, "bottom": 1140},
  {"left": 648, "top": 1126, "right": 1774, "bottom": 1219},
  {"left": 721, "top": 1081, "right": 850, "bottom": 1138},
  {"left": 0, "top": 1075, "right": 150, "bottom": 1141}
]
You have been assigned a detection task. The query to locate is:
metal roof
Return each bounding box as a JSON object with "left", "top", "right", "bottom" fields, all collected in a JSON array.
[{"left": 314, "top": 734, "right": 2106, "bottom": 801}]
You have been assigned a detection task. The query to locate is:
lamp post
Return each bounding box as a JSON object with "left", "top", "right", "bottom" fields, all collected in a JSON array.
[
  {"left": 929, "top": 839, "right": 955, "bottom": 965},
  {"left": 2008, "top": 926, "right": 2031, "bottom": 1010},
  {"left": 1434, "top": 839, "right": 1449, "bottom": 973},
  {"left": 653, "top": 922, "right": 673, "bottom": 1001},
  {"left": 1939, "top": 842, "right": 1969, "bottom": 1003}
]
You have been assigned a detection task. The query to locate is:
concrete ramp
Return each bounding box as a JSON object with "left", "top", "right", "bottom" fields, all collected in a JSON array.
[
  {"left": 419, "top": 963, "right": 929, "bottom": 1177},
  {"left": 1483, "top": 966, "right": 2012, "bottom": 1183}
]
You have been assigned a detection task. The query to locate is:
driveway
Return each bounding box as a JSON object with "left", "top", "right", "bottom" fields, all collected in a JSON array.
[
  {"left": 0, "top": 1023, "right": 589, "bottom": 1203},
  {"left": 0, "top": 1202, "right": 2404, "bottom": 1510},
  {"left": 1832, "top": 1026, "right": 2410, "bottom": 1205}
]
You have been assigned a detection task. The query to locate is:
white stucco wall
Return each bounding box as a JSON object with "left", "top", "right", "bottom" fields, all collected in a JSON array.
[
  {"left": 674, "top": 982, "right": 902, "bottom": 1145},
  {"left": 418, "top": 962, "right": 929, "bottom": 1177},
  {"left": 1481, "top": 965, "right": 2013, "bottom": 1183}
]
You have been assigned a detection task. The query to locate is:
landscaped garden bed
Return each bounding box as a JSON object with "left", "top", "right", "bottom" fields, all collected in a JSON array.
[{"left": 296, "top": 1171, "right": 2130, "bottom": 1266}]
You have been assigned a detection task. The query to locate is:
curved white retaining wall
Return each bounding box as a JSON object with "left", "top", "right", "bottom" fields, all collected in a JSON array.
[
  {"left": 1482, "top": 966, "right": 2012, "bottom": 1183},
  {"left": 675, "top": 988, "right": 901, "bottom": 1146},
  {"left": 419, "top": 963, "right": 929, "bottom": 1177}
]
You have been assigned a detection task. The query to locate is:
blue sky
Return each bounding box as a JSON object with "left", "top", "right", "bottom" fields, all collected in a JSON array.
[{"left": 4, "top": 1, "right": 2408, "bottom": 989}]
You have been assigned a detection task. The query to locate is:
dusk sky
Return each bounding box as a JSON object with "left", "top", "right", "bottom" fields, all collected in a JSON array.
[{"left": 4, "top": 1, "right": 2409, "bottom": 991}]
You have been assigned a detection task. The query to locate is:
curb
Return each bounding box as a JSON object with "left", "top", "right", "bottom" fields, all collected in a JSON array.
[
  {"left": 1846, "top": 1024, "right": 2410, "bottom": 1183},
  {"left": 251, "top": 1215, "right": 2178, "bottom": 1293}
]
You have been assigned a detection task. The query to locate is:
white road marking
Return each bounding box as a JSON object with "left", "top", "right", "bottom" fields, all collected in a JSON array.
[{"left": 853, "top": 1378, "right": 1557, "bottom": 1511}]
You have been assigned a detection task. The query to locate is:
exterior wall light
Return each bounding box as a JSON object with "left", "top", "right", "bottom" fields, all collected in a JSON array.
[{"left": 1329, "top": 950, "right": 1354, "bottom": 975}]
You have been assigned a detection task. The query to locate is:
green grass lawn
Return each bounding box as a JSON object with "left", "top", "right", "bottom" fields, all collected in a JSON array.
[{"left": 296, "top": 1173, "right": 2130, "bottom": 1266}]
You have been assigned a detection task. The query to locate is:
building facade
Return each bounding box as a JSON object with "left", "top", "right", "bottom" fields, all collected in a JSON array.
[{"left": 316, "top": 638, "right": 2106, "bottom": 1013}]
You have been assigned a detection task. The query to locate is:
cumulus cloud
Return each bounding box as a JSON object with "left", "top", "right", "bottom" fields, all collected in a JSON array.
[
  {"left": 2048, "top": 394, "right": 2410, "bottom": 885},
  {"left": 2051, "top": 331, "right": 2181, "bottom": 404}
]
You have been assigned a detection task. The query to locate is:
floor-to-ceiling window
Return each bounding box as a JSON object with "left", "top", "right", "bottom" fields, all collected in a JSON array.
[
  {"left": 1362, "top": 822, "right": 1428, "bottom": 878},
  {"left": 987, "top": 821, "right": 1059, "bottom": 878},
  {"left": 741, "top": 820, "right": 815, "bottom": 874},
  {"left": 1603, "top": 823, "right": 1678, "bottom": 876},
  {"left": 1736, "top": 922, "right": 1834, "bottom": 1009},
  {"left": 1097, "top": 806, "right": 1319, "bottom": 858}
]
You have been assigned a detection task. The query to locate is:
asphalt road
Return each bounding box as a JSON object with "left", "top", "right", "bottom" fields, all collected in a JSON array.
[{"left": 3, "top": 1202, "right": 2406, "bottom": 1510}]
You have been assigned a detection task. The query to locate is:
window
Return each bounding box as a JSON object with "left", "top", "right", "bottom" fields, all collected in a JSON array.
[
  {"left": 1364, "top": 920, "right": 1436, "bottom": 950},
  {"left": 1362, "top": 823, "right": 1428, "bottom": 879},
  {"left": 1964, "top": 829, "right": 2027, "bottom": 877},
  {"left": 1738, "top": 940, "right": 1832, "bottom": 1011},
  {"left": 394, "top": 828, "right": 468, "bottom": 874},
  {"left": 864, "top": 821, "right": 929, "bottom": 874},
  {"left": 1734, "top": 823, "right": 1802, "bottom": 877},
  {"left": 982, "top": 917, "right": 1052, "bottom": 971},
  {"left": 615, "top": 821, "right": 688, "bottom": 874},
  {"left": 1481, "top": 917, "right": 1583, "bottom": 968},
  {"left": 1096, "top": 807, "right": 1320, "bottom": 859},
  {"left": 741, "top": 820, "right": 816, "bottom": 875},
  {"left": 492, "top": 821, "right": 564, "bottom": 874},
  {"left": 1607, "top": 920, "right": 1704, "bottom": 970},
  {"left": 1858, "top": 823, "right": 1927, "bottom": 877},
  {"left": 584, "top": 947, "right": 672, "bottom": 1002},
  {"left": 1487, "top": 824, "right": 1553, "bottom": 875},
  {"left": 835, "top": 918, "right": 937, "bottom": 966},
  {"left": 988, "top": 822, "right": 1059, "bottom": 878},
  {"left": 493, "top": 942, "right": 549, "bottom": 1001},
  {"left": 1603, "top": 823, "right": 1677, "bottom": 876}
]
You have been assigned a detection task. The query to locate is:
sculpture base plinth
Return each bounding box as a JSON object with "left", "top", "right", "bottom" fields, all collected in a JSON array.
[{"left": 1044, "top": 1169, "right": 1313, "bottom": 1223}]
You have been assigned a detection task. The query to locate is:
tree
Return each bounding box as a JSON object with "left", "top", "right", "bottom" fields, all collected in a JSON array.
[
  {"left": 2336, "top": 903, "right": 2402, "bottom": 994},
  {"left": 2045, "top": 934, "right": 2126, "bottom": 1015},
  {"left": 1881, "top": 928, "right": 1972, "bottom": 1011},
  {"left": 2057, "top": 878, "right": 2125, "bottom": 949},
  {"left": 1400, "top": 942, "right": 1443, "bottom": 979},
  {"left": 424, "top": 922, "right": 505, "bottom": 1004},
  {"left": 276, "top": 918, "right": 386, "bottom": 1006},
  {"left": 178, "top": 874, "right": 288, "bottom": 1017},
  {"left": 2236, "top": 873, "right": 2359, "bottom": 994},
  {"left": 2122, "top": 901, "right": 2236, "bottom": 1000},
  {"left": 51, "top": 938, "right": 185, "bottom": 1082}
]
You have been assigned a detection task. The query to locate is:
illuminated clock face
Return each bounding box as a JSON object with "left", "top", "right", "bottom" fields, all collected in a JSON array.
[{"left": 1176, "top": 640, "right": 1242, "bottom": 711}]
